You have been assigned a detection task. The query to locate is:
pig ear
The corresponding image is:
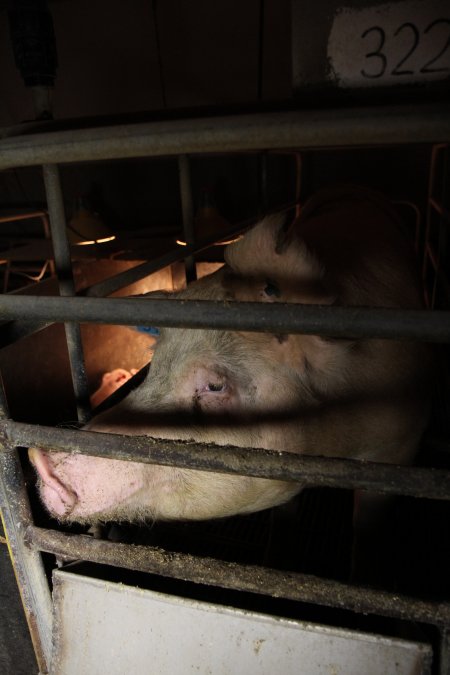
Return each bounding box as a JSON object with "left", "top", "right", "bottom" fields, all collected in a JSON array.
[{"left": 224, "top": 213, "right": 324, "bottom": 288}]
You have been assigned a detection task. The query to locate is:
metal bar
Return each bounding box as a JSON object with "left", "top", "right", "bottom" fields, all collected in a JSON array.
[
  {"left": 85, "top": 245, "right": 195, "bottom": 297},
  {"left": 0, "top": 294, "right": 449, "bottom": 341},
  {"left": 0, "top": 105, "right": 448, "bottom": 170},
  {"left": 4, "top": 420, "right": 450, "bottom": 500},
  {"left": 440, "top": 629, "right": 450, "bottom": 675},
  {"left": 83, "top": 209, "right": 260, "bottom": 298},
  {"left": 178, "top": 154, "right": 196, "bottom": 282},
  {"left": 0, "top": 319, "right": 51, "bottom": 349},
  {"left": 42, "top": 165, "right": 90, "bottom": 423},
  {"left": 26, "top": 525, "right": 450, "bottom": 627},
  {"left": 0, "top": 210, "right": 48, "bottom": 224},
  {"left": 0, "top": 382, "right": 52, "bottom": 672}
]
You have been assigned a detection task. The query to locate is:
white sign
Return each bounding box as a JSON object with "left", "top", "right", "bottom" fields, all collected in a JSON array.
[
  {"left": 328, "top": 1, "right": 450, "bottom": 87},
  {"left": 51, "top": 571, "right": 432, "bottom": 675}
]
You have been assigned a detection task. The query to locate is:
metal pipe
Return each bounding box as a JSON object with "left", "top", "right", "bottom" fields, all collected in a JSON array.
[
  {"left": 0, "top": 319, "right": 51, "bottom": 349},
  {"left": 0, "top": 382, "right": 52, "bottom": 672},
  {"left": 85, "top": 245, "right": 196, "bottom": 297},
  {"left": 84, "top": 207, "right": 261, "bottom": 297},
  {"left": 26, "top": 525, "right": 450, "bottom": 627},
  {"left": 440, "top": 629, "right": 450, "bottom": 675},
  {"left": 0, "top": 210, "right": 48, "bottom": 224},
  {"left": 42, "top": 165, "right": 90, "bottom": 423},
  {"left": 0, "top": 294, "right": 449, "bottom": 342},
  {"left": 4, "top": 420, "right": 450, "bottom": 500},
  {"left": 178, "top": 154, "right": 196, "bottom": 282},
  {"left": 0, "top": 105, "right": 448, "bottom": 170}
]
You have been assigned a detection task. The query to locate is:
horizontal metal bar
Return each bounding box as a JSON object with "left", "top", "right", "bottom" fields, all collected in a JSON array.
[
  {"left": 26, "top": 525, "right": 450, "bottom": 627},
  {"left": 0, "top": 319, "right": 51, "bottom": 349},
  {"left": 4, "top": 420, "right": 450, "bottom": 500},
  {"left": 0, "top": 105, "right": 449, "bottom": 170},
  {"left": 0, "top": 210, "right": 48, "bottom": 224},
  {"left": 83, "top": 211, "right": 257, "bottom": 297},
  {"left": 0, "top": 294, "right": 449, "bottom": 341}
]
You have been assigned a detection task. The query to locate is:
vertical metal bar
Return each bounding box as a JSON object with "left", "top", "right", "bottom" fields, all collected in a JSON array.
[
  {"left": 178, "top": 154, "right": 197, "bottom": 283},
  {"left": 0, "top": 377, "right": 53, "bottom": 673},
  {"left": 42, "top": 164, "right": 90, "bottom": 423},
  {"left": 3, "top": 258, "right": 11, "bottom": 293},
  {"left": 41, "top": 213, "right": 56, "bottom": 276},
  {"left": 295, "top": 152, "right": 302, "bottom": 218},
  {"left": 257, "top": 0, "right": 265, "bottom": 102},
  {"left": 440, "top": 628, "right": 450, "bottom": 675},
  {"left": 257, "top": 151, "right": 268, "bottom": 215}
]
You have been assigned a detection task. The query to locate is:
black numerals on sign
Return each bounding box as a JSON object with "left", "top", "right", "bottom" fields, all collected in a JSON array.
[
  {"left": 361, "top": 26, "right": 387, "bottom": 78},
  {"left": 421, "top": 19, "right": 450, "bottom": 74},
  {"left": 360, "top": 18, "right": 450, "bottom": 79},
  {"left": 391, "top": 22, "right": 419, "bottom": 75}
]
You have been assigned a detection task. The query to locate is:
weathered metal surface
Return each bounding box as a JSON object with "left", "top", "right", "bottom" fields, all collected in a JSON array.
[
  {"left": 28, "top": 527, "right": 449, "bottom": 628},
  {"left": 0, "top": 385, "right": 52, "bottom": 672},
  {"left": 0, "top": 106, "right": 449, "bottom": 171},
  {"left": 42, "top": 165, "right": 90, "bottom": 424},
  {"left": 0, "top": 294, "right": 449, "bottom": 341},
  {"left": 4, "top": 419, "right": 450, "bottom": 500},
  {"left": 440, "top": 629, "right": 450, "bottom": 675},
  {"left": 50, "top": 570, "right": 433, "bottom": 675}
]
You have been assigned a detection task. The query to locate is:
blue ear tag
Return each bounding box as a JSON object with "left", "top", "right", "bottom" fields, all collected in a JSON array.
[{"left": 134, "top": 326, "right": 160, "bottom": 336}]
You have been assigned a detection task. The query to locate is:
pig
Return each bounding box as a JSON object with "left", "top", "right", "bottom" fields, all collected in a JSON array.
[{"left": 29, "top": 186, "right": 432, "bottom": 525}]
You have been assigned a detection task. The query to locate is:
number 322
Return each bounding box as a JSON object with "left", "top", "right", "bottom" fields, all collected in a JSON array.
[{"left": 361, "top": 19, "right": 450, "bottom": 78}]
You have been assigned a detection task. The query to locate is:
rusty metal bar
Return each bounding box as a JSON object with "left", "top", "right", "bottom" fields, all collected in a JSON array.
[
  {"left": 0, "top": 294, "right": 449, "bottom": 342},
  {"left": 4, "top": 420, "right": 450, "bottom": 500},
  {"left": 0, "top": 382, "right": 52, "bottom": 672},
  {"left": 26, "top": 525, "right": 450, "bottom": 628},
  {"left": 42, "top": 165, "right": 90, "bottom": 423},
  {"left": 0, "top": 104, "right": 449, "bottom": 170}
]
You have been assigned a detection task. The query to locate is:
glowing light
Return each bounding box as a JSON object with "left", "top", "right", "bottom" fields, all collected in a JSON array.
[
  {"left": 176, "top": 235, "right": 242, "bottom": 247},
  {"left": 76, "top": 235, "right": 116, "bottom": 246}
]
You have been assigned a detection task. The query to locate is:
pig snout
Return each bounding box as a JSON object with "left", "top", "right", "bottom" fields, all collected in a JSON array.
[
  {"left": 30, "top": 187, "right": 432, "bottom": 525},
  {"left": 30, "top": 352, "right": 304, "bottom": 523},
  {"left": 29, "top": 446, "right": 150, "bottom": 520},
  {"left": 29, "top": 448, "right": 77, "bottom": 517}
]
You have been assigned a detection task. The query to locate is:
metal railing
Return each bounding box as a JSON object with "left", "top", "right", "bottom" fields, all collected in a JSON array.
[{"left": 0, "top": 109, "right": 449, "bottom": 674}]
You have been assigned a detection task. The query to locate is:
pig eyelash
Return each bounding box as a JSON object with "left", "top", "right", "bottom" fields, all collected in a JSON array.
[{"left": 206, "top": 381, "right": 226, "bottom": 393}]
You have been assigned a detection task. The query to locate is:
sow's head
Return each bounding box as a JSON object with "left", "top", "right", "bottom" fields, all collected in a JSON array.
[{"left": 29, "top": 187, "right": 432, "bottom": 525}]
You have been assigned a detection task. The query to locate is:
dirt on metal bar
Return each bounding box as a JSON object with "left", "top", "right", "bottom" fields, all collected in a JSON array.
[
  {"left": 3, "top": 420, "right": 450, "bottom": 500},
  {"left": 27, "top": 525, "right": 450, "bottom": 628}
]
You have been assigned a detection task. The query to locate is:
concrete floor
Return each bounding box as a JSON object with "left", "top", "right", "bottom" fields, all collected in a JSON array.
[{"left": 0, "top": 532, "right": 38, "bottom": 674}]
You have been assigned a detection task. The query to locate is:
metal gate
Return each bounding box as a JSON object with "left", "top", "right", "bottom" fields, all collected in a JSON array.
[
  {"left": 0, "top": 107, "right": 449, "bottom": 674},
  {"left": 1, "top": 1, "right": 450, "bottom": 673}
]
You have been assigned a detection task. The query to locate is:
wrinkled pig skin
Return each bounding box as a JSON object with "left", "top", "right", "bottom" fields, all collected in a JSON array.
[{"left": 29, "top": 186, "right": 432, "bottom": 525}]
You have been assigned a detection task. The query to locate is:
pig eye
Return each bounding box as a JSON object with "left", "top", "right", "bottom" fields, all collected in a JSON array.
[
  {"left": 263, "top": 280, "right": 280, "bottom": 298},
  {"left": 207, "top": 382, "right": 225, "bottom": 392}
]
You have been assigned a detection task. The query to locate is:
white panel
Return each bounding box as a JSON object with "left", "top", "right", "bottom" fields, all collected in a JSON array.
[
  {"left": 51, "top": 570, "right": 432, "bottom": 675},
  {"left": 327, "top": 1, "right": 450, "bottom": 88}
]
